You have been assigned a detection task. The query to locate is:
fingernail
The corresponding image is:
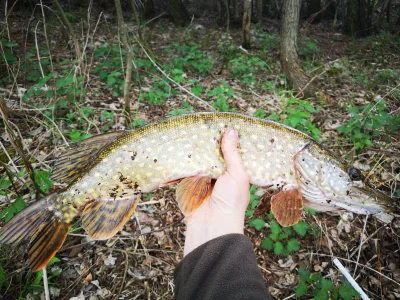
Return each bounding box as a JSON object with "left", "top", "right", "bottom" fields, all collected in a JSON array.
[{"left": 228, "top": 129, "right": 237, "bottom": 137}]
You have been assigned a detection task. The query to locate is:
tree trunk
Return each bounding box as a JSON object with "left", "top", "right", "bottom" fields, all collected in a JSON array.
[
  {"left": 143, "top": 0, "right": 154, "bottom": 19},
  {"left": 242, "top": 0, "right": 252, "bottom": 49},
  {"left": 257, "top": 0, "right": 263, "bottom": 24},
  {"left": 233, "top": 0, "right": 239, "bottom": 21},
  {"left": 386, "top": 0, "right": 391, "bottom": 23},
  {"left": 280, "top": 0, "right": 317, "bottom": 97},
  {"left": 308, "top": 0, "right": 321, "bottom": 23},
  {"left": 344, "top": 0, "right": 373, "bottom": 37},
  {"left": 224, "top": 0, "right": 230, "bottom": 31},
  {"left": 376, "top": 0, "right": 390, "bottom": 31},
  {"left": 167, "top": 0, "right": 190, "bottom": 27}
]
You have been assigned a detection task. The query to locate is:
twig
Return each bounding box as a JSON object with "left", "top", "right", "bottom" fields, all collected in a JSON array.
[
  {"left": 334, "top": 258, "right": 370, "bottom": 300},
  {"left": 43, "top": 266, "right": 50, "bottom": 300},
  {"left": 353, "top": 215, "right": 369, "bottom": 277},
  {"left": 114, "top": 252, "right": 129, "bottom": 300},
  {"left": 349, "top": 225, "right": 386, "bottom": 259},
  {"left": 0, "top": 141, "right": 18, "bottom": 173}
]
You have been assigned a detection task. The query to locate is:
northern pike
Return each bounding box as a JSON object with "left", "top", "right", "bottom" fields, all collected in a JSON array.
[{"left": 0, "top": 112, "right": 394, "bottom": 271}]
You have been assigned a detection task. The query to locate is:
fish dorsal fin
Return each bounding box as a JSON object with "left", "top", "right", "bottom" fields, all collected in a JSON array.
[
  {"left": 271, "top": 189, "right": 303, "bottom": 227},
  {"left": 81, "top": 193, "right": 140, "bottom": 240},
  {"left": 51, "top": 131, "right": 126, "bottom": 185},
  {"left": 176, "top": 176, "right": 215, "bottom": 216}
]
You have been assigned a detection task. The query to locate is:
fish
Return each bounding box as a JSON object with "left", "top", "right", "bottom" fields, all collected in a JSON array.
[{"left": 0, "top": 112, "right": 394, "bottom": 272}]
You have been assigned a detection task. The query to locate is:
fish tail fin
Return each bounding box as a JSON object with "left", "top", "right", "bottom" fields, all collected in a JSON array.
[{"left": 0, "top": 194, "right": 71, "bottom": 272}]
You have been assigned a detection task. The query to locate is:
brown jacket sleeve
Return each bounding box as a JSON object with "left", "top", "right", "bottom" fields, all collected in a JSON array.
[{"left": 174, "top": 233, "right": 271, "bottom": 300}]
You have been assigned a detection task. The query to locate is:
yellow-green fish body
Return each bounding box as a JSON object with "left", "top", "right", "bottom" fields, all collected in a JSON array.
[{"left": 0, "top": 112, "right": 394, "bottom": 271}]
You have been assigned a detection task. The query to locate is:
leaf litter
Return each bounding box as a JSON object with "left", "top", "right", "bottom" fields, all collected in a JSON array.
[{"left": 0, "top": 10, "right": 399, "bottom": 300}]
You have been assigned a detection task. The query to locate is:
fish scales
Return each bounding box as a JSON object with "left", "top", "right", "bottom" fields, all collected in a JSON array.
[
  {"left": 59, "top": 113, "right": 307, "bottom": 216},
  {"left": 0, "top": 112, "right": 394, "bottom": 272}
]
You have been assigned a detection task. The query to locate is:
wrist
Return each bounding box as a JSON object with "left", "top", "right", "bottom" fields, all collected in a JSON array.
[{"left": 184, "top": 213, "right": 245, "bottom": 256}]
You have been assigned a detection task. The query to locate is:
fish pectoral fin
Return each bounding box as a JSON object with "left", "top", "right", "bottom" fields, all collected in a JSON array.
[
  {"left": 176, "top": 176, "right": 215, "bottom": 216},
  {"left": 82, "top": 193, "right": 140, "bottom": 240},
  {"left": 51, "top": 131, "right": 126, "bottom": 186},
  {"left": 271, "top": 189, "right": 303, "bottom": 227},
  {"left": 159, "top": 178, "right": 183, "bottom": 187}
]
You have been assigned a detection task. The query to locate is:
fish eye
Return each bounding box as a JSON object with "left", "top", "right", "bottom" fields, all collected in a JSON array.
[{"left": 348, "top": 167, "right": 361, "bottom": 181}]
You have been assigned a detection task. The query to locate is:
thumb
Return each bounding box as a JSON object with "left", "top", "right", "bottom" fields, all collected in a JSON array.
[{"left": 221, "top": 129, "right": 248, "bottom": 180}]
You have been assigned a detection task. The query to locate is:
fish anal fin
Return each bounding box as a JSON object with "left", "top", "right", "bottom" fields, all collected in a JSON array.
[
  {"left": 51, "top": 131, "right": 126, "bottom": 186},
  {"left": 82, "top": 193, "right": 140, "bottom": 240},
  {"left": 271, "top": 189, "right": 303, "bottom": 227},
  {"left": 176, "top": 176, "right": 215, "bottom": 216}
]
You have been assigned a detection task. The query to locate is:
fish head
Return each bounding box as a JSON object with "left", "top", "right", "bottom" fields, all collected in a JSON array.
[{"left": 294, "top": 142, "right": 394, "bottom": 215}]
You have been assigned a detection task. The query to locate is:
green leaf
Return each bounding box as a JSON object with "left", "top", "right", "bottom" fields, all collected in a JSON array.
[
  {"left": 314, "top": 288, "right": 329, "bottom": 300},
  {"left": 226, "top": 88, "right": 235, "bottom": 96},
  {"left": 298, "top": 267, "right": 310, "bottom": 281},
  {"left": 0, "top": 197, "right": 27, "bottom": 222},
  {"left": 56, "top": 75, "right": 74, "bottom": 88},
  {"left": 304, "top": 207, "right": 317, "bottom": 215},
  {"left": 1, "top": 40, "right": 17, "bottom": 47},
  {"left": 273, "top": 241, "right": 284, "bottom": 255},
  {"left": 0, "top": 177, "right": 11, "bottom": 189},
  {"left": 69, "top": 129, "right": 82, "bottom": 143},
  {"left": 339, "top": 282, "right": 360, "bottom": 300},
  {"left": 254, "top": 109, "right": 267, "bottom": 118},
  {"left": 310, "top": 272, "right": 322, "bottom": 283},
  {"left": 191, "top": 85, "right": 202, "bottom": 96},
  {"left": 296, "top": 281, "right": 308, "bottom": 297},
  {"left": 34, "top": 269, "right": 44, "bottom": 284},
  {"left": 262, "top": 237, "right": 274, "bottom": 250},
  {"left": 293, "top": 221, "right": 308, "bottom": 236},
  {"left": 246, "top": 209, "right": 254, "bottom": 217},
  {"left": 249, "top": 218, "right": 265, "bottom": 230},
  {"left": 269, "top": 220, "right": 281, "bottom": 239},
  {"left": 321, "top": 279, "right": 335, "bottom": 292},
  {"left": 49, "top": 256, "right": 60, "bottom": 263},
  {"left": 34, "top": 170, "right": 52, "bottom": 193},
  {"left": 286, "top": 238, "right": 300, "bottom": 253}
]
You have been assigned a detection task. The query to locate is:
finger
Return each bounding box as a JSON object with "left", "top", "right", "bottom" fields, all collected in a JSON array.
[{"left": 221, "top": 129, "right": 248, "bottom": 179}]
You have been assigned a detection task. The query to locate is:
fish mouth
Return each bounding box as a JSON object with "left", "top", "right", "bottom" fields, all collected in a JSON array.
[{"left": 351, "top": 184, "right": 396, "bottom": 213}]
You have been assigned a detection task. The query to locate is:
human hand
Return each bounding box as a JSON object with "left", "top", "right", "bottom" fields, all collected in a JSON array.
[{"left": 183, "top": 128, "right": 250, "bottom": 256}]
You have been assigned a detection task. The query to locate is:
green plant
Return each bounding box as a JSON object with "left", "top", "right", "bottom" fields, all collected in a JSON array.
[
  {"left": 207, "top": 82, "right": 235, "bottom": 112},
  {"left": 257, "top": 33, "right": 280, "bottom": 51},
  {"left": 372, "top": 69, "right": 399, "bottom": 87},
  {"left": 337, "top": 99, "right": 400, "bottom": 149},
  {"left": 139, "top": 77, "right": 172, "bottom": 105},
  {"left": 0, "top": 197, "right": 26, "bottom": 222},
  {"left": 259, "top": 215, "right": 315, "bottom": 256},
  {"left": 246, "top": 186, "right": 317, "bottom": 256},
  {"left": 165, "top": 42, "right": 214, "bottom": 75},
  {"left": 168, "top": 101, "right": 194, "bottom": 115},
  {"left": 132, "top": 117, "right": 147, "bottom": 128},
  {"left": 269, "top": 98, "right": 321, "bottom": 140},
  {"left": 299, "top": 38, "right": 320, "bottom": 59},
  {"left": 296, "top": 267, "right": 359, "bottom": 300},
  {"left": 228, "top": 54, "right": 268, "bottom": 86}
]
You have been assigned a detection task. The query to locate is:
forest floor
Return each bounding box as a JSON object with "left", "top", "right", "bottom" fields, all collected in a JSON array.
[{"left": 0, "top": 10, "right": 400, "bottom": 300}]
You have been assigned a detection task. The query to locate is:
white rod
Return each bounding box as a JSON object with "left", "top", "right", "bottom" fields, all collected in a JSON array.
[
  {"left": 333, "top": 258, "right": 370, "bottom": 300},
  {"left": 42, "top": 266, "right": 50, "bottom": 300}
]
